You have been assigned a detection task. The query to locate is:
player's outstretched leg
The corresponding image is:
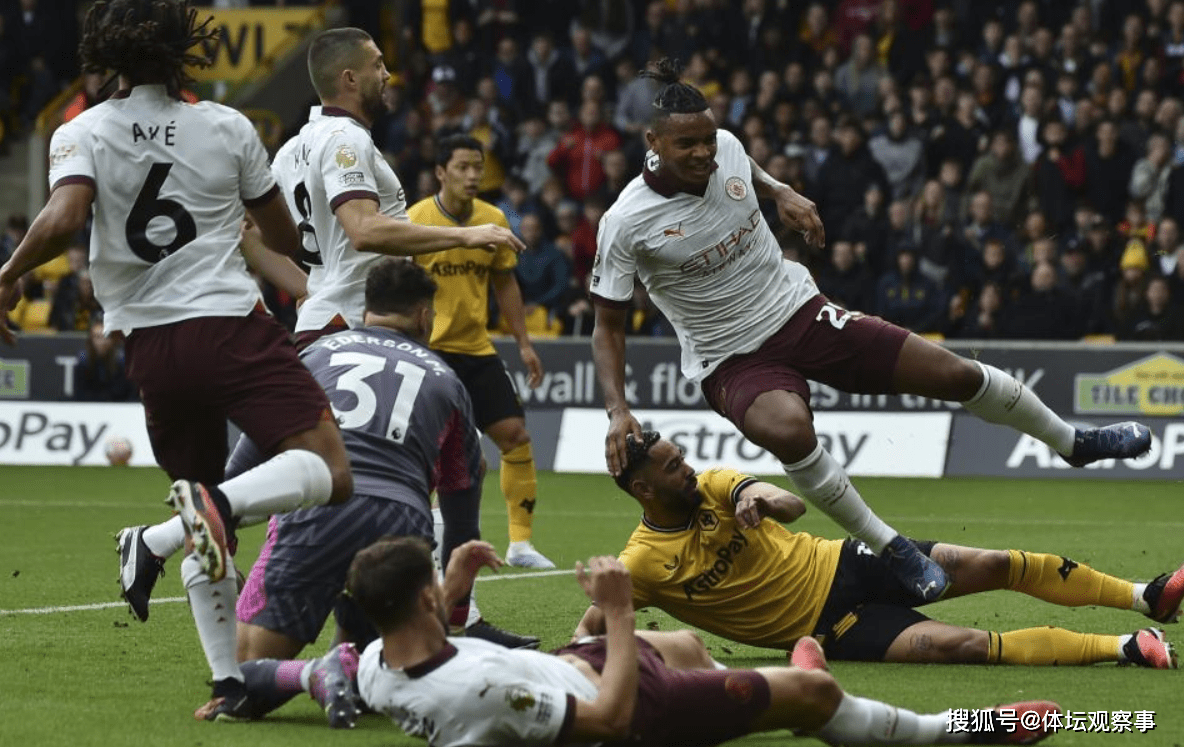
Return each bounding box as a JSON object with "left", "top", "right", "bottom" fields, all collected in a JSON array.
[
  {"left": 1121, "top": 628, "right": 1178, "bottom": 669},
  {"left": 308, "top": 643, "right": 362, "bottom": 729},
  {"left": 783, "top": 442, "right": 948, "bottom": 602},
  {"left": 957, "top": 360, "right": 1151, "bottom": 466},
  {"left": 169, "top": 481, "right": 231, "bottom": 583},
  {"left": 115, "top": 525, "right": 166, "bottom": 622}
]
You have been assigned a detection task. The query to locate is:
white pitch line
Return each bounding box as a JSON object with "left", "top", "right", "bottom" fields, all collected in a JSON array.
[{"left": 0, "top": 568, "right": 575, "bottom": 616}]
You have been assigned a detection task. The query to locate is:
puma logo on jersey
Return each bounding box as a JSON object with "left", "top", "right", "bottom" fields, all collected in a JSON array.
[
  {"left": 663, "top": 223, "right": 684, "bottom": 238},
  {"left": 663, "top": 555, "right": 681, "bottom": 571}
]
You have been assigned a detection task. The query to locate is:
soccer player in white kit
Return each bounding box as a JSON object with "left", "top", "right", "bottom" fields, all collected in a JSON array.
[
  {"left": 0, "top": 0, "right": 355, "bottom": 721},
  {"left": 336, "top": 537, "right": 1059, "bottom": 746},
  {"left": 590, "top": 59, "right": 1153, "bottom": 605}
]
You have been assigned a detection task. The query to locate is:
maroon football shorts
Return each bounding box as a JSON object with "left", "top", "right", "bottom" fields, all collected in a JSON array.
[
  {"left": 701, "top": 294, "right": 910, "bottom": 427},
  {"left": 553, "top": 636, "right": 770, "bottom": 747},
  {"left": 293, "top": 315, "right": 348, "bottom": 352},
  {"left": 125, "top": 310, "right": 330, "bottom": 485}
]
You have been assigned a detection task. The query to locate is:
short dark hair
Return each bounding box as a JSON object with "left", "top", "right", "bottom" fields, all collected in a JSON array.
[
  {"left": 643, "top": 58, "right": 709, "bottom": 129},
  {"left": 79, "top": 0, "right": 216, "bottom": 96},
  {"left": 613, "top": 430, "right": 662, "bottom": 492},
  {"left": 346, "top": 536, "right": 436, "bottom": 633},
  {"left": 435, "top": 134, "right": 485, "bottom": 168},
  {"left": 308, "top": 27, "right": 373, "bottom": 99},
  {"left": 365, "top": 258, "right": 437, "bottom": 316}
]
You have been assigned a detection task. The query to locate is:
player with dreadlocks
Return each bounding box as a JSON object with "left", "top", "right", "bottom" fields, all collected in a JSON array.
[
  {"left": 0, "top": 0, "right": 355, "bottom": 721},
  {"left": 590, "top": 57, "right": 1153, "bottom": 606}
]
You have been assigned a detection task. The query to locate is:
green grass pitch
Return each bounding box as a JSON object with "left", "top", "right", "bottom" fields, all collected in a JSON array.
[{"left": 1, "top": 464, "right": 1180, "bottom": 746}]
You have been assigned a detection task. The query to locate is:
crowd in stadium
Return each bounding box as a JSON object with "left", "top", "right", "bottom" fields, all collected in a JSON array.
[{"left": 7, "top": 0, "right": 1184, "bottom": 347}]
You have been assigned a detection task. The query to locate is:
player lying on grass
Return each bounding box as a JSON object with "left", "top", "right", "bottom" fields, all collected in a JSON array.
[
  {"left": 573, "top": 432, "right": 1183, "bottom": 670},
  {"left": 117, "top": 260, "right": 539, "bottom": 724},
  {"left": 239, "top": 537, "right": 1061, "bottom": 746}
]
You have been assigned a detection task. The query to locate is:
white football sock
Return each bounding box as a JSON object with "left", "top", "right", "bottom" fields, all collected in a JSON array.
[
  {"left": 813, "top": 694, "right": 969, "bottom": 744},
  {"left": 1132, "top": 583, "right": 1151, "bottom": 614},
  {"left": 961, "top": 362, "right": 1075, "bottom": 455},
  {"left": 783, "top": 444, "right": 896, "bottom": 554},
  {"left": 182, "top": 553, "right": 242, "bottom": 683},
  {"left": 143, "top": 515, "right": 186, "bottom": 559},
  {"left": 219, "top": 449, "right": 332, "bottom": 517},
  {"left": 432, "top": 506, "right": 445, "bottom": 570}
]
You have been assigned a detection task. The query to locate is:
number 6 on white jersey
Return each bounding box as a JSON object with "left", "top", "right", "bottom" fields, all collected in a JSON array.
[{"left": 328, "top": 352, "right": 425, "bottom": 444}]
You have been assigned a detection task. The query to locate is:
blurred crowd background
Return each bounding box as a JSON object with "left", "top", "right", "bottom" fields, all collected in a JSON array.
[{"left": 6, "top": 0, "right": 1184, "bottom": 385}]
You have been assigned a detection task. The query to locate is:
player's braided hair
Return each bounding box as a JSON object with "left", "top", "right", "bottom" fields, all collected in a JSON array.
[
  {"left": 79, "top": 0, "right": 215, "bottom": 97},
  {"left": 613, "top": 430, "right": 662, "bottom": 492},
  {"left": 642, "top": 57, "right": 709, "bottom": 126}
]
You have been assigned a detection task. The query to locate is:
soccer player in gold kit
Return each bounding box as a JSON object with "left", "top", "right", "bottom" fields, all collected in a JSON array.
[
  {"left": 409, "top": 135, "right": 554, "bottom": 568},
  {"left": 574, "top": 432, "right": 1183, "bottom": 670}
]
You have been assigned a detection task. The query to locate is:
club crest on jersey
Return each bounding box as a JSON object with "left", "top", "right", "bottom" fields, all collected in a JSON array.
[
  {"left": 335, "top": 144, "right": 358, "bottom": 168},
  {"left": 505, "top": 687, "right": 536, "bottom": 712},
  {"left": 698, "top": 510, "right": 719, "bottom": 530},
  {"left": 724, "top": 176, "right": 747, "bottom": 200}
]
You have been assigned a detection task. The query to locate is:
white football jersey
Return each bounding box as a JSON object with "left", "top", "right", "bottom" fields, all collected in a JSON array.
[
  {"left": 593, "top": 129, "right": 818, "bottom": 382},
  {"left": 48, "top": 85, "right": 277, "bottom": 335},
  {"left": 271, "top": 107, "right": 326, "bottom": 301},
  {"left": 358, "top": 637, "right": 599, "bottom": 747},
  {"left": 294, "top": 107, "right": 408, "bottom": 332}
]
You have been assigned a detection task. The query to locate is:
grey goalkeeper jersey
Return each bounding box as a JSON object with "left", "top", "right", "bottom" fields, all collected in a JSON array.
[{"left": 302, "top": 327, "right": 482, "bottom": 512}]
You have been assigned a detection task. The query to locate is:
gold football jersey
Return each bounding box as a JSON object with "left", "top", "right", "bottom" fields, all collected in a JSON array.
[
  {"left": 409, "top": 197, "right": 516, "bottom": 356},
  {"left": 620, "top": 467, "right": 843, "bottom": 649}
]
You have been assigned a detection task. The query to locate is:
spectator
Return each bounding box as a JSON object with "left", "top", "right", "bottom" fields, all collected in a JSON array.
[
  {"left": 802, "top": 114, "right": 832, "bottom": 188},
  {"left": 491, "top": 37, "right": 532, "bottom": 119},
  {"left": 74, "top": 322, "right": 136, "bottom": 403},
  {"left": 0, "top": 214, "right": 27, "bottom": 265},
  {"left": 929, "top": 91, "right": 987, "bottom": 178},
  {"left": 1060, "top": 238, "right": 1110, "bottom": 336},
  {"left": 962, "top": 190, "right": 1015, "bottom": 254},
  {"left": 1086, "top": 119, "right": 1138, "bottom": 225},
  {"left": 965, "top": 129, "right": 1030, "bottom": 227},
  {"left": 869, "top": 109, "right": 925, "bottom": 200},
  {"left": 815, "top": 116, "right": 890, "bottom": 237},
  {"left": 569, "top": 194, "right": 605, "bottom": 287},
  {"left": 515, "top": 213, "right": 570, "bottom": 315},
  {"left": 1016, "top": 84, "right": 1046, "bottom": 164},
  {"left": 1156, "top": 216, "right": 1184, "bottom": 275},
  {"left": 816, "top": 239, "right": 874, "bottom": 312},
  {"left": 1130, "top": 131, "right": 1174, "bottom": 223},
  {"left": 1119, "top": 275, "right": 1184, "bottom": 340},
  {"left": 568, "top": 22, "right": 608, "bottom": 82},
  {"left": 999, "top": 260, "right": 1080, "bottom": 340},
  {"left": 841, "top": 183, "right": 890, "bottom": 274},
  {"left": 953, "top": 281, "right": 1005, "bottom": 338},
  {"left": 627, "top": 281, "right": 673, "bottom": 337},
  {"left": 1032, "top": 118, "right": 1086, "bottom": 233},
  {"left": 516, "top": 105, "right": 565, "bottom": 196},
  {"left": 874, "top": 243, "right": 944, "bottom": 333},
  {"left": 524, "top": 31, "right": 578, "bottom": 116},
  {"left": 591, "top": 148, "right": 634, "bottom": 207},
  {"left": 425, "top": 64, "right": 467, "bottom": 133},
  {"left": 1113, "top": 239, "right": 1153, "bottom": 331},
  {"left": 494, "top": 175, "right": 533, "bottom": 236},
  {"left": 578, "top": 0, "right": 635, "bottom": 62},
  {"left": 834, "top": 33, "right": 886, "bottom": 116},
  {"left": 49, "top": 252, "right": 102, "bottom": 333},
  {"left": 12, "top": 0, "right": 78, "bottom": 125},
  {"left": 546, "top": 99, "right": 622, "bottom": 201}
]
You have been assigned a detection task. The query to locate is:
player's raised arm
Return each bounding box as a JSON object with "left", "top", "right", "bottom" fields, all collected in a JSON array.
[
  {"left": 748, "top": 156, "right": 825, "bottom": 249},
  {"left": 569, "top": 557, "right": 638, "bottom": 741},
  {"left": 592, "top": 302, "right": 642, "bottom": 475},
  {"left": 334, "top": 197, "right": 524, "bottom": 256},
  {"left": 734, "top": 481, "right": 808, "bottom": 530},
  {"left": 0, "top": 182, "right": 95, "bottom": 344}
]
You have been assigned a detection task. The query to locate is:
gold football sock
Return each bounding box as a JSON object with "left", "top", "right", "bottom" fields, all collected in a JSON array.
[
  {"left": 987, "top": 628, "right": 1121, "bottom": 665},
  {"left": 501, "top": 442, "right": 537, "bottom": 543},
  {"left": 1007, "top": 550, "right": 1135, "bottom": 609}
]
